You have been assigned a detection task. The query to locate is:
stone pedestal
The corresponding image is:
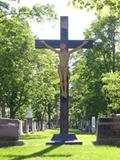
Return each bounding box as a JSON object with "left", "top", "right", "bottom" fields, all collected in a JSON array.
[
  {"left": 0, "top": 118, "right": 24, "bottom": 146},
  {"left": 46, "top": 133, "right": 82, "bottom": 145},
  {"left": 46, "top": 90, "right": 82, "bottom": 145},
  {"left": 93, "top": 116, "right": 120, "bottom": 145}
]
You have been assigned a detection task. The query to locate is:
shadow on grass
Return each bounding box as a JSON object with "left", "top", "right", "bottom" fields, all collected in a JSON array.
[{"left": 4, "top": 145, "right": 72, "bottom": 160}]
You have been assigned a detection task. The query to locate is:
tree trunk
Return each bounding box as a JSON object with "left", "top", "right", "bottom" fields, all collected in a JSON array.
[
  {"left": 10, "top": 106, "right": 16, "bottom": 119},
  {"left": 40, "top": 120, "right": 43, "bottom": 130},
  {"left": 112, "top": 32, "right": 116, "bottom": 72},
  {"left": 47, "top": 103, "right": 51, "bottom": 129},
  {"left": 60, "top": 76, "right": 69, "bottom": 134},
  {"left": 1, "top": 105, "right": 6, "bottom": 117}
]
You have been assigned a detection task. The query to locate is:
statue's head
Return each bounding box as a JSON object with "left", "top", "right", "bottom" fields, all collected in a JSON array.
[{"left": 60, "top": 43, "right": 67, "bottom": 50}]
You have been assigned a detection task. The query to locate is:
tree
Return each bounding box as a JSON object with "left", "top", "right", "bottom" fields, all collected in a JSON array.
[
  {"left": 102, "top": 71, "right": 120, "bottom": 113},
  {"left": 69, "top": 15, "right": 120, "bottom": 123},
  {"left": 0, "top": 0, "right": 57, "bottom": 118},
  {"left": 70, "top": 54, "right": 107, "bottom": 123},
  {"left": 0, "top": 14, "right": 34, "bottom": 118},
  {"left": 70, "top": 0, "right": 120, "bottom": 17},
  {"left": 85, "top": 16, "right": 120, "bottom": 72},
  {"left": 31, "top": 50, "right": 59, "bottom": 129},
  {"left": 0, "top": 0, "right": 57, "bottom": 22}
]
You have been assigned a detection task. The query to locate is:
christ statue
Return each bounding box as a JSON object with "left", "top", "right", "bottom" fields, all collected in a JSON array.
[{"left": 41, "top": 40, "right": 88, "bottom": 98}]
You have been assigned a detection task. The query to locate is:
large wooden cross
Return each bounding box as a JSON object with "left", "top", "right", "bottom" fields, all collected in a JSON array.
[{"left": 35, "top": 16, "right": 93, "bottom": 144}]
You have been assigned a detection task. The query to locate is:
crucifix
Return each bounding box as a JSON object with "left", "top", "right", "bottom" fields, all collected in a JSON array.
[{"left": 35, "top": 16, "right": 93, "bottom": 144}]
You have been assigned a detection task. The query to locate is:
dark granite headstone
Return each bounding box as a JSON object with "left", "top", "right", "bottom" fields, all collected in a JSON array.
[
  {"left": 0, "top": 118, "right": 24, "bottom": 146},
  {"left": 93, "top": 116, "right": 120, "bottom": 145}
]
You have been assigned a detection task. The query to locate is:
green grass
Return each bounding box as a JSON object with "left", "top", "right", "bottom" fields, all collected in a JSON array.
[{"left": 0, "top": 129, "right": 120, "bottom": 160}]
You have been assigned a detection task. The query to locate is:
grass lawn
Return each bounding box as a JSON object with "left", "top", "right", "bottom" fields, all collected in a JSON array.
[{"left": 0, "top": 129, "right": 120, "bottom": 160}]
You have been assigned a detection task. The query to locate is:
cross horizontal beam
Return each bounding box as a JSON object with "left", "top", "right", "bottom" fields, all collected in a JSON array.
[{"left": 35, "top": 39, "right": 93, "bottom": 49}]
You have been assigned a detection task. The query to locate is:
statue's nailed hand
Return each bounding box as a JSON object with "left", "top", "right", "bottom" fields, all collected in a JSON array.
[{"left": 84, "top": 40, "right": 88, "bottom": 45}]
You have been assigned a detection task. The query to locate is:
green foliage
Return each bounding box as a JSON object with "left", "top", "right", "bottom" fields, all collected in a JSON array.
[
  {"left": 70, "top": 0, "right": 120, "bottom": 17},
  {"left": 31, "top": 50, "right": 59, "bottom": 126},
  {"left": 69, "top": 15, "right": 120, "bottom": 122},
  {"left": 0, "top": 1, "right": 9, "bottom": 10},
  {"left": 70, "top": 56, "right": 106, "bottom": 122},
  {"left": 0, "top": 13, "right": 59, "bottom": 120},
  {"left": 102, "top": 71, "right": 120, "bottom": 111},
  {"left": 85, "top": 16, "right": 120, "bottom": 72},
  {"left": 19, "top": 4, "right": 57, "bottom": 22},
  {"left": 0, "top": 0, "right": 57, "bottom": 23},
  {"left": 0, "top": 0, "right": 58, "bottom": 120},
  {"left": 0, "top": 14, "right": 34, "bottom": 118}
]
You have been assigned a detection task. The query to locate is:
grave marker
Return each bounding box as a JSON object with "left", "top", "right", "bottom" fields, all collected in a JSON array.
[
  {"left": 0, "top": 118, "right": 24, "bottom": 146},
  {"left": 93, "top": 116, "right": 120, "bottom": 146}
]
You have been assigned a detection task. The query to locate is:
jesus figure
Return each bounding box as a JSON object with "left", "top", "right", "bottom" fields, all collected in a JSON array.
[{"left": 41, "top": 40, "right": 88, "bottom": 98}]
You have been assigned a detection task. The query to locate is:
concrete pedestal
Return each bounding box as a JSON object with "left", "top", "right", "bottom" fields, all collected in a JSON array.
[{"left": 46, "top": 133, "right": 82, "bottom": 145}]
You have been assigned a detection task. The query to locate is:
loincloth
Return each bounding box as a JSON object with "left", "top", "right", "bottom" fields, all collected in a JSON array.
[
  {"left": 58, "top": 64, "right": 70, "bottom": 76},
  {"left": 58, "top": 64, "right": 69, "bottom": 69}
]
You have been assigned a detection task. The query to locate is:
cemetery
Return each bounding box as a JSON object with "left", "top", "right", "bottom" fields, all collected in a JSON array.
[{"left": 0, "top": 0, "right": 120, "bottom": 160}]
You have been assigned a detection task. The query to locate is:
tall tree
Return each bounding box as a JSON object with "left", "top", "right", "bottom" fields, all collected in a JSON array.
[
  {"left": 102, "top": 71, "right": 120, "bottom": 113},
  {"left": 0, "top": 15, "right": 34, "bottom": 118},
  {"left": 31, "top": 50, "right": 59, "bottom": 129},
  {"left": 0, "top": 0, "right": 57, "bottom": 118},
  {"left": 69, "top": 15, "right": 120, "bottom": 123}
]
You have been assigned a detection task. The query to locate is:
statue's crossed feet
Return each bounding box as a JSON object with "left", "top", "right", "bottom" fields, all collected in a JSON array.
[{"left": 62, "top": 92, "right": 67, "bottom": 98}]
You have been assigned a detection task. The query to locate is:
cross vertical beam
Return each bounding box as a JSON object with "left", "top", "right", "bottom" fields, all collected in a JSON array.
[
  {"left": 60, "top": 16, "right": 69, "bottom": 135},
  {"left": 60, "top": 16, "right": 68, "bottom": 43},
  {"left": 60, "top": 78, "right": 69, "bottom": 134}
]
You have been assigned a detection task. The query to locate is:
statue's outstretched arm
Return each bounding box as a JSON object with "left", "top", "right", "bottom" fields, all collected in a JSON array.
[
  {"left": 41, "top": 41, "right": 59, "bottom": 54},
  {"left": 69, "top": 41, "right": 88, "bottom": 54}
]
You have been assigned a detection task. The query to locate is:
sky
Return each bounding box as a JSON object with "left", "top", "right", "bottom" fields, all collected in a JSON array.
[{"left": 11, "top": 0, "right": 96, "bottom": 40}]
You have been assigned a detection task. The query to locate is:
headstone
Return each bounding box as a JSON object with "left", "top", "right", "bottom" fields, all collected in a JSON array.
[
  {"left": 19, "top": 120, "right": 23, "bottom": 135},
  {"left": 23, "top": 119, "right": 29, "bottom": 133},
  {"left": 42, "top": 122, "right": 47, "bottom": 130},
  {"left": 91, "top": 116, "right": 96, "bottom": 133},
  {"left": 36, "top": 122, "right": 39, "bottom": 130},
  {"left": 32, "top": 122, "right": 37, "bottom": 132},
  {"left": 0, "top": 118, "right": 24, "bottom": 146},
  {"left": 93, "top": 116, "right": 120, "bottom": 145},
  {"left": 26, "top": 106, "right": 32, "bottom": 131}
]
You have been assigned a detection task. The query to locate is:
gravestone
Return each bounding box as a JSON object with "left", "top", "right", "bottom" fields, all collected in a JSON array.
[
  {"left": 91, "top": 116, "right": 96, "bottom": 133},
  {"left": 26, "top": 106, "right": 32, "bottom": 131},
  {"left": 35, "top": 16, "right": 93, "bottom": 144},
  {"left": 93, "top": 116, "right": 120, "bottom": 145},
  {"left": 32, "top": 121, "right": 37, "bottom": 132},
  {"left": 23, "top": 119, "right": 29, "bottom": 133},
  {"left": 19, "top": 120, "right": 23, "bottom": 135},
  {"left": 0, "top": 118, "right": 24, "bottom": 146}
]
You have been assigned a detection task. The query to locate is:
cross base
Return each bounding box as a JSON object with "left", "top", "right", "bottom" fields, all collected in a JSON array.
[{"left": 46, "top": 133, "right": 83, "bottom": 145}]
